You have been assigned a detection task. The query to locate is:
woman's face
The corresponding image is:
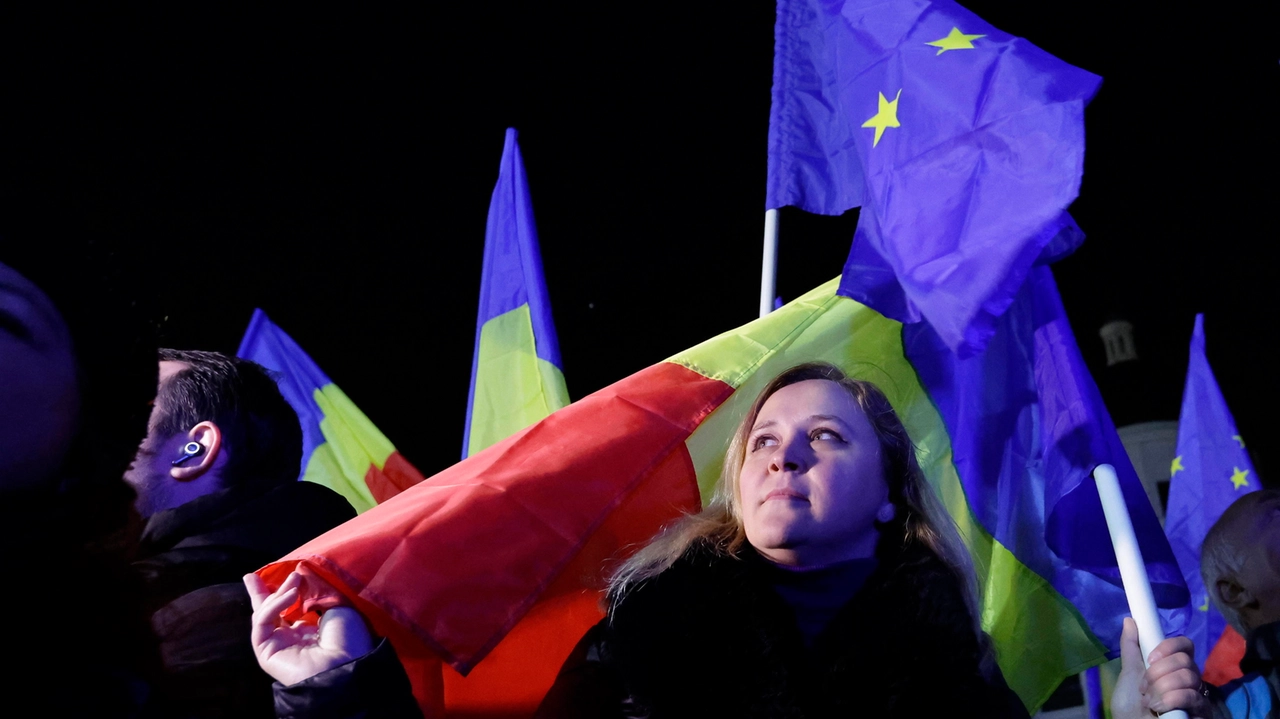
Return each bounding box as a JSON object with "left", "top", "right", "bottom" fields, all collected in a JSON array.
[
  {"left": 0, "top": 262, "right": 79, "bottom": 489},
  {"left": 739, "top": 379, "right": 891, "bottom": 568}
]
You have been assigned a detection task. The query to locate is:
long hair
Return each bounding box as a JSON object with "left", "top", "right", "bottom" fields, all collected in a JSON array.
[{"left": 608, "top": 362, "right": 981, "bottom": 633}]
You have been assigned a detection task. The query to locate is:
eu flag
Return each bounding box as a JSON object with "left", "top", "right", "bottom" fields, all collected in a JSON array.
[
  {"left": 767, "top": 0, "right": 1187, "bottom": 703},
  {"left": 1165, "top": 314, "right": 1258, "bottom": 669},
  {"left": 767, "top": 0, "right": 1101, "bottom": 356},
  {"left": 463, "top": 128, "right": 569, "bottom": 459}
]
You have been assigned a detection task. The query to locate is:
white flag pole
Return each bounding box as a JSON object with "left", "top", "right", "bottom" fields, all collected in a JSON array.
[
  {"left": 1093, "top": 463, "right": 1189, "bottom": 719},
  {"left": 759, "top": 209, "right": 780, "bottom": 317}
]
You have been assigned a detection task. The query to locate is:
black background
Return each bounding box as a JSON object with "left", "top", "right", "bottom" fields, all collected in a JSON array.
[{"left": 4, "top": 2, "right": 1277, "bottom": 479}]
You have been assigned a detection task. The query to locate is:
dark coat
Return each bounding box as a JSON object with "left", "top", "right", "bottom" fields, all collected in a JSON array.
[
  {"left": 1, "top": 485, "right": 156, "bottom": 718},
  {"left": 539, "top": 540, "right": 1029, "bottom": 719},
  {"left": 134, "top": 480, "right": 356, "bottom": 719},
  {"left": 1210, "top": 621, "right": 1280, "bottom": 719},
  {"left": 272, "top": 639, "right": 422, "bottom": 719}
]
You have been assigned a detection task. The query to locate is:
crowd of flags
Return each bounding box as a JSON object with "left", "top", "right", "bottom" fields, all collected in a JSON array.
[{"left": 237, "top": 0, "right": 1258, "bottom": 716}]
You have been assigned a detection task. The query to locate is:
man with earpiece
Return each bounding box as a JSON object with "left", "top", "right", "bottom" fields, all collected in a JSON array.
[{"left": 126, "top": 349, "right": 356, "bottom": 719}]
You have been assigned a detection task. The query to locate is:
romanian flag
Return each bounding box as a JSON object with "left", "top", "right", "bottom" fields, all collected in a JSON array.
[
  {"left": 237, "top": 309, "right": 424, "bottom": 513},
  {"left": 463, "top": 127, "right": 569, "bottom": 459},
  {"left": 1166, "top": 315, "right": 1257, "bottom": 683},
  {"left": 260, "top": 265, "right": 1183, "bottom": 715}
]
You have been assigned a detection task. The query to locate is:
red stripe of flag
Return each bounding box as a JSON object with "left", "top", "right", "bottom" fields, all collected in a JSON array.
[{"left": 260, "top": 362, "right": 732, "bottom": 713}]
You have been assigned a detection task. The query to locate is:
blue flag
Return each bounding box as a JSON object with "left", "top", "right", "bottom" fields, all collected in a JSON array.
[
  {"left": 767, "top": 1, "right": 1189, "bottom": 701},
  {"left": 463, "top": 128, "right": 569, "bottom": 459},
  {"left": 1165, "top": 314, "right": 1257, "bottom": 668},
  {"left": 767, "top": 0, "right": 1101, "bottom": 356},
  {"left": 904, "top": 265, "right": 1189, "bottom": 663}
]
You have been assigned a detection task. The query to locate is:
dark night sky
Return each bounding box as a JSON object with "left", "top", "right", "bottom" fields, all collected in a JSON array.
[{"left": 4, "top": 3, "right": 1277, "bottom": 480}]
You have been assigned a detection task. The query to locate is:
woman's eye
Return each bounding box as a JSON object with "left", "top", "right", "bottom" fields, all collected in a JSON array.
[
  {"left": 811, "top": 428, "right": 842, "bottom": 442},
  {"left": 751, "top": 435, "right": 777, "bottom": 451}
]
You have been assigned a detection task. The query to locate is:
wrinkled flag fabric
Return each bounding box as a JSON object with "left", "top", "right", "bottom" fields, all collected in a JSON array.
[
  {"left": 237, "top": 309, "right": 424, "bottom": 513},
  {"left": 258, "top": 272, "right": 1185, "bottom": 716},
  {"left": 767, "top": 0, "right": 1100, "bottom": 356},
  {"left": 463, "top": 127, "right": 569, "bottom": 459},
  {"left": 1166, "top": 314, "right": 1256, "bottom": 677}
]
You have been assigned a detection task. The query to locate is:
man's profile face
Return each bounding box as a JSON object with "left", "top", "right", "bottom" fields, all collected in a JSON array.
[{"left": 123, "top": 360, "right": 190, "bottom": 517}]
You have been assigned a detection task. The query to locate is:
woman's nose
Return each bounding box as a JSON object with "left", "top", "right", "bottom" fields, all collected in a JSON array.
[{"left": 768, "top": 435, "right": 807, "bottom": 473}]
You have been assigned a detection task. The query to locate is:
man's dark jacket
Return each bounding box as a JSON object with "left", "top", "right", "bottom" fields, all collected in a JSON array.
[{"left": 133, "top": 480, "right": 356, "bottom": 718}]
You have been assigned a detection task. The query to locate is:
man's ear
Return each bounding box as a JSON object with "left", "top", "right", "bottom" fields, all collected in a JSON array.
[
  {"left": 170, "top": 421, "right": 222, "bottom": 482},
  {"left": 1216, "top": 578, "right": 1255, "bottom": 613}
]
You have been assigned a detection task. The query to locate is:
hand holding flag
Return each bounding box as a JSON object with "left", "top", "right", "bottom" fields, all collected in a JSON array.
[
  {"left": 1111, "top": 618, "right": 1207, "bottom": 719},
  {"left": 244, "top": 571, "right": 375, "bottom": 687}
]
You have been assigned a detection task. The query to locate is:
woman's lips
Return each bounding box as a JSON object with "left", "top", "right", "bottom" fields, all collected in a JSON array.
[{"left": 764, "top": 489, "right": 808, "bottom": 502}]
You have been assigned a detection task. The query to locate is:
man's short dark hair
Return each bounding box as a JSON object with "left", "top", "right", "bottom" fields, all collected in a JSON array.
[{"left": 153, "top": 349, "right": 302, "bottom": 491}]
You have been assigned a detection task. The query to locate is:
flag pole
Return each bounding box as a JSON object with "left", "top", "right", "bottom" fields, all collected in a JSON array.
[
  {"left": 759, "top": 209, "right": 780, "bottom": 317},
  {"left": 1093, "top": 463, "right": 1189, "bottom": 719}
]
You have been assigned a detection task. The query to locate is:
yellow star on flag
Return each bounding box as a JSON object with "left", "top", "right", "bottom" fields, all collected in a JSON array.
[
  {"left": 925, "top": 27, "right": 986, "bottom": 55},
  {"left": 1199, "top": 596, "right": 1210, "bottom": 611},
  {"left": 1170, "top": 455, "right": 1185, "bottom": 477},
  {"left": 1231, "top": 466, "right": 1251, "bottom": 490},
  {"left": 862, "top": 89, "right": 902, "bottom": 148},
  {"left": 1234, "top": 435, "right": 1246, "bottom": 448}
]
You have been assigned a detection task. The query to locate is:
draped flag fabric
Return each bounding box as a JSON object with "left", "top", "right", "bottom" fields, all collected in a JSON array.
[
  {"left": 767, "top": 0, "right": 1101, "bottom": 356},
  {"left": 463, "top": 127, "right": 569, "bottom": 459},
  {"left": 259, "top": 271, "right": 1186, "bottom": 716},
  {"left": 1165, "top": 314, "right": 1256, "bottom": 681},
  {"left": 237, "top": 309, "right": 424, "bottom": 513}
]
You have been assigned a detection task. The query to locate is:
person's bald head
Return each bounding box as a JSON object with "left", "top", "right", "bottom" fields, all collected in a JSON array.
[{"left": 1202, "top": 490, "right": 1280, "bottom": 634}]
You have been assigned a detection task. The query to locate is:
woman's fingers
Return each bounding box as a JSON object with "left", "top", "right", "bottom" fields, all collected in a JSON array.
[
  {"left": 1147, "top": 648, "right": 1197, "bottom": 683},
  {"left": 243, "top": 572, "right": 271, "bottom": 611},
  {"left": 1147, "top": 666, "right": 1200, "bottom": 694},
  {"left": 1143, "top": 643, "right": 1205, "bottom": 717},
  {"left": 248, "top": 572, "right": 303, "bottom": 648},
  {"left": 1147, "top": 635, "right": 1196, "bottom": 665},
  {"left": 1147, "top": 686, "right": 1206, "bottom": 715}
]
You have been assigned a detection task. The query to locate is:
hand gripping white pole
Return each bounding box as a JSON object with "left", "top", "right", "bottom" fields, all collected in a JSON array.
[{"left": 1093, "top": 463, "right": 1189, "bottom": 719}]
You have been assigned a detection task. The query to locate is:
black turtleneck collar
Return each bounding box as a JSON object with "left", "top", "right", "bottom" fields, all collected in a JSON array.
[{"left": 752, "top": 550, "right": 879, "bottom": 646}]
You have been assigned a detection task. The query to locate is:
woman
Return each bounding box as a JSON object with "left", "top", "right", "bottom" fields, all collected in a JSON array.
[
  {"left": 247, "top": 362, "right": 1020, "bottom": 717},
  {"left": 247, "top": 362, "right": 1209, "bottom": 717},
  {"left": 536, "top": 361, "right": 1026, "bottom": 717}
]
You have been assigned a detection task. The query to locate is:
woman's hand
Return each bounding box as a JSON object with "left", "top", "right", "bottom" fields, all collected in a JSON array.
[
  {"left": 244, "top": 571, "right": 375, "bottom": 686},
  {"left": 1111, "top": 617, "right": 1209, "bottom": 719}
]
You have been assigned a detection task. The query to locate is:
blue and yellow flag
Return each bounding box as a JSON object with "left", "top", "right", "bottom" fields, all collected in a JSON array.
[
  {"left": 767, "top": 0, "right": 1100, "bottom": 356},
  {"left": 1166, "top": 314, "right": 1257, "bottom": 671},
  {"left": 237, "top": 309, "right": 424, "bottom": 513},
  {"left": 766, "top": 0, "right": 1188, "bottom": 708},
  {"left": 463, "top": 128, "right": 569, "bottom": 459}
]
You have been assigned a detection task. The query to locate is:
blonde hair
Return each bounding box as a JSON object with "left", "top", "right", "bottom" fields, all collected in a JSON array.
[
  {"left": 1201, "top": 490, "right": 1279, "bottom": 634},
  {"left": 608, "top": 362, "right": 981, "bottom": 633}
]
